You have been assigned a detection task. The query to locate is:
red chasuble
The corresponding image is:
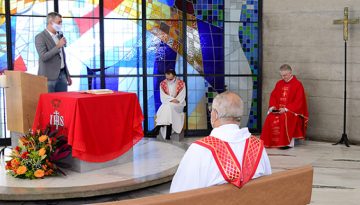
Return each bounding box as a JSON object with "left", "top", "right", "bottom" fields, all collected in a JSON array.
[
  {"left": 195, "top": 136, "right": 264, "bottom": 188},
  {"left": 260, "top": 76, "right": 309, "bottom": 147},
  {"left": 160, "top": 78, "right": 185, "bottom": 97}
]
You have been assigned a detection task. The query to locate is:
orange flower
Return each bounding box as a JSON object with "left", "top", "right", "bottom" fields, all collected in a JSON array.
[
  {"left": 42, "top": 165, "right": 47, "bottom": 170},
  {"left": 45, "top": 169, "right": 54, "bottom": 176},
  {"left": 19, "top": 137, "right": 29, "bottom": 145},
  {"left": 34, "top": 169, "right": 45, "bottom": 178},
  {"left": 39, "top": 135, "right": 48, "bottom": 142},
  {"left": 16, "top": 166, "right": 27, "bottom": 175},
  {"left": 11, "top": 159, "right": 20, "bottom": 168},
  {"left": 38, "top": 148, "right": 46, "bottom": 156}
]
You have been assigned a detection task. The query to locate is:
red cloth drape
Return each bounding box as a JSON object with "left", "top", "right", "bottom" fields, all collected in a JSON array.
[
  {"left": 260, "top": 76, "right": 308, "bottom": 147},
  {"left": 33, "top": 92, "right": 144, "bottom": 162}
]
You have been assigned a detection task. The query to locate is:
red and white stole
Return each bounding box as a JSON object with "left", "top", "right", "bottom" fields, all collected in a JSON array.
[
  {"left": 160, "top": 78, "right": 185, "bottom": 97},
  {"left": 194, "top": 136, "right": 264, "bottom": 188}
]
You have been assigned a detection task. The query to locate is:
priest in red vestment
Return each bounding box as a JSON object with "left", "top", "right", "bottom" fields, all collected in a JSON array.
[{"left": 260, "top": 64, "right": 308, "bottom": 149}]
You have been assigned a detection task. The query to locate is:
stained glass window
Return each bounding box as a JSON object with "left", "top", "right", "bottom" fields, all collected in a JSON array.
[
  {"left": 0, "top": 1, "right": 4, "bottom": 14},
  {"left": 2, "top": 0, "right": 262, "bottom": 134},
  {"left": 0, "top": 2, "right": 6, "bottom": 139},
  {"left": 10, "top": 0, "right": 53, "bottom": 16},
  {"left": 59, "top": 0, "right": 99, "bottom": 18},
  {"left": 0, "top": 14, "right": 6, "bottom": 71},
  {"left": 105, "top": 0, "right": 142, "bottom": 19}
]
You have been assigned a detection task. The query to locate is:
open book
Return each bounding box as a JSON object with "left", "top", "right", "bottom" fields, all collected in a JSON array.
[{"left": 85, "top": 89, "right": 114, "bottom": 94}]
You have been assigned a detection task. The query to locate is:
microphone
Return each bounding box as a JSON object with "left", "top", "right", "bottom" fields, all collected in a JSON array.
[{"left": 57, "top": 31, "right": 66, "bottom": 47}]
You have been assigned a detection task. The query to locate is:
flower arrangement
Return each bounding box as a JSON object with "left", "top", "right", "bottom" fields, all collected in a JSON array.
[{"left": 5, "top": 127, "right": 71, "bottom": 179}]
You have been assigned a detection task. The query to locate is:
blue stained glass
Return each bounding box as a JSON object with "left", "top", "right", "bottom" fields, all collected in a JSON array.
[
  {"left": 213, "top": 48, "right": 223, "bottom": 59},
  {"left": 203, "top": 49, "right": 216, "bottom": 60},
  {"left": 212, "top": 34, "right": 223, "bottom": 47},
  {"left": 214, "top": 61, "right": 224, "bottom": 74},
  {"left": 197, "top": 21, "right": 211, "bottom": 33},
  {"left": 0, "top": 20, "right": 7, "bottom": 70},
  {"left": 157, "top": 0, "right": 175, "bottom": 6}
]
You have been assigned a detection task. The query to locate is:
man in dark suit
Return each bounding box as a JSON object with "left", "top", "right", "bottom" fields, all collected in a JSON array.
[{"left": 35, "top": 12, "right": 72, "bottom": 92}]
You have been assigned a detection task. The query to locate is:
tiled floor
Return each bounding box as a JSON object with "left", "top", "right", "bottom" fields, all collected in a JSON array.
[{"left": 1, "top": 140, "right": 359, "bottom": 204}]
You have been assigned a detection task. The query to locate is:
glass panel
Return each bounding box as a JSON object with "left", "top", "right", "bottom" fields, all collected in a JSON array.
[
  {"left": 10, "top": 0, "right": 54, "bottom": 15},
  {"left": 193, "top": 0, "right": 223, "bottom": 27},
  {"left": 146, "top": 0, "right": 181, "bottom": 20},
  {"left": 0, "top": 1, "right": 5, "bottom": 14},
  {"left": 187, "top": 76, "right": 210, "bottom": 130},
  {"left": 11, "top": 16, "right": 44, "bottom": 74},
  {"left": 146, "top": 77, "right": 158, "bottom": 131},
  {"left": 185, "top": 76, "right": 259, "bottom": 131},
  {"left": 0, "top": 15, "right": 6, "bottom": 139},
  {"left": 190, "top": 20, "right": 224, "bottom": 76},
  {"left": 105, "top": 0, "right": 142, "bottom": 19},
  {"left": 225, "top": 22, "right": 258, "bottom": 75},
  {"left": 59, "top": 0, "right": 99, "bottom": 18},
  {"left": 223, "top": 76, "right": 259, "bottom": 130},
  {"left": 239, "top": 22, "right": 259, "bottom": 75},
  {"left": 63, "top": 18, "right": 100, "bottom": 91},
  {"left": 240, "top": 0, "right": 259, "bottom": 22},
  {"left": 75, "top": 77, "right": 91, "bottom": 92},
  {"left": 146, "top": 20, "right": 184, "bottom": 76},
  {"left": 104, "top": 19, "right": 142, "bottom": 84},
  {"left": 11, "top": 16, "right": 100, "bottom": 91},
  {"left": 0, "top": 14, "right": 6, "bottom": 71},
  {"left": 225, "top": 0, "right": 258, "bottom": 22}
]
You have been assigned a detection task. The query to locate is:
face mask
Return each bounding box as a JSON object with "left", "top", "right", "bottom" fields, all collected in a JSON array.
[{"left": 51, "top": 22, "right": 62, "bottom": 32}]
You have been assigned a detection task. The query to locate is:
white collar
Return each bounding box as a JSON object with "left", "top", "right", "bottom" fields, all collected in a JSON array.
[{"left": 209, "top": 124, "right": 251, "bottom": 142}]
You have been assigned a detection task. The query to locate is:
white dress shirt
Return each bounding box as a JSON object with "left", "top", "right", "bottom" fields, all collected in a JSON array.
[{"left": 170, "top": 124, "right": 272, "bottom": 193}]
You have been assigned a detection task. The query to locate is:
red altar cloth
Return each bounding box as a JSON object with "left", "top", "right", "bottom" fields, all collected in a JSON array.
[{"left": 32, "top": 92, "right": 144, "bottom": 162}]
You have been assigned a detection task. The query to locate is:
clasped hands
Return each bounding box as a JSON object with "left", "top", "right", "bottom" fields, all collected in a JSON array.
[
  {"left": 170, "top": 99, "right": 180, "bottom": 104},
  {"left": 269, "top": 106, "right": 287, "bottom": 114}
]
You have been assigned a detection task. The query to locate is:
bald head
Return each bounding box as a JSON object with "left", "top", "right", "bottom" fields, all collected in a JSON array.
[{"left": 211, "top": 91, "right": 244, "bottom": 127}]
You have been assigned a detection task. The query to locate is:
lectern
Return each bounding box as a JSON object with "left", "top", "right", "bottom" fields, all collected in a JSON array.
[{"left": 5, "top": 71, "right": 47, "bottom": 133}]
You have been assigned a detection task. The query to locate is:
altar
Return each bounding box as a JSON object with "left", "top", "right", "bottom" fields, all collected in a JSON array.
[{"left": 32, "top": 91, "right": 144, "bottom": 171}]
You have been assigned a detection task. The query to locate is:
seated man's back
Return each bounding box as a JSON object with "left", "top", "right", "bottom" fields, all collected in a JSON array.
[{"left": 170, "top": 92, "right": 271, "bottom": 193}]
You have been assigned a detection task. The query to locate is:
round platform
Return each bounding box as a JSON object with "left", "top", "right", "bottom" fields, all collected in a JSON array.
[{"left": 0, "top": 139, "right": 186, "bottom": 201}]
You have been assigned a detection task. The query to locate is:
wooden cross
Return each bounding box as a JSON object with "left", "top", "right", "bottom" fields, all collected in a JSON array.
[{"left": 333, "top": 7, "right": 359, "bottom": 41}]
